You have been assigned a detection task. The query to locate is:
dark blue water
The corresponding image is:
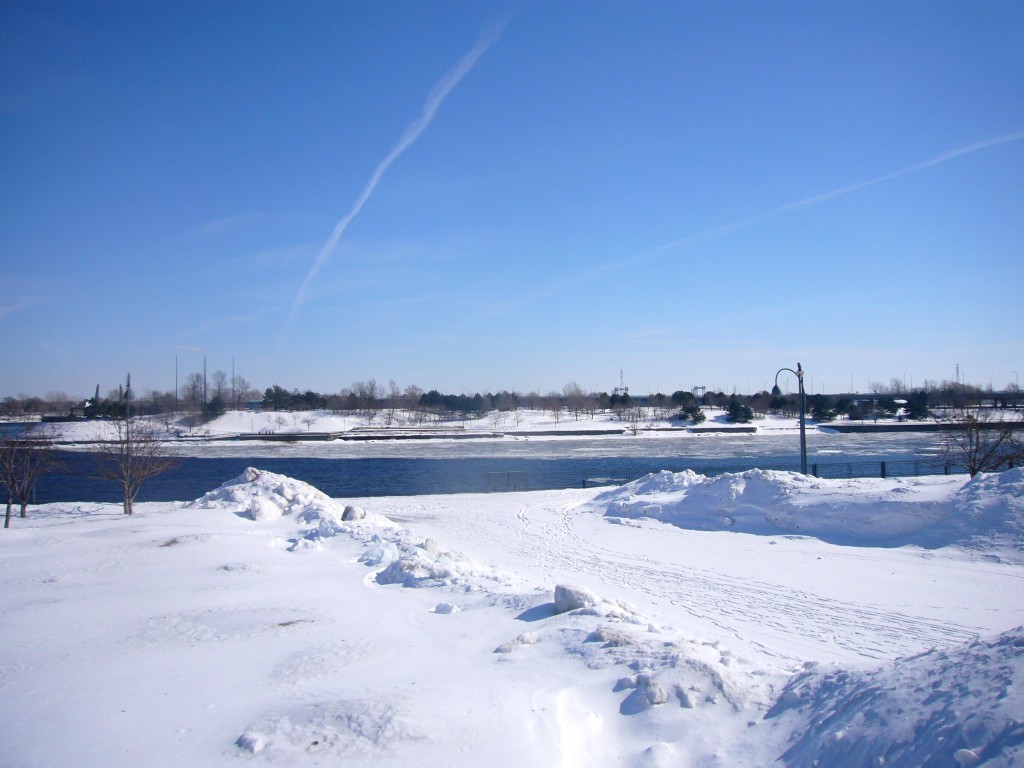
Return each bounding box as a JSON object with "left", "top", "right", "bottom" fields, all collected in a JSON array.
[
  {"left": 35, "top": 443, "right": 950, "bottom": 504},
  {"left": 0, "top": 422, "right": 31, "bottom": 437}
]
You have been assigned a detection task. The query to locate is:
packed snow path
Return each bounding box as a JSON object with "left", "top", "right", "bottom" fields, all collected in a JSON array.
[{"left": 371, "top": 489, "right": 1017, "bottom": 665}]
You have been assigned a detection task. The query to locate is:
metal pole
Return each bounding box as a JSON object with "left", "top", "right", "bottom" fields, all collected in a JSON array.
[
  {"left": 126, "top": 372, "right": 131, "bottom": 474},
  {"left": 797, "top": 363, "right": 807, "bottom": 475},
  {"left": 775, "top": 364, "right": 809, "bottom": 475}
]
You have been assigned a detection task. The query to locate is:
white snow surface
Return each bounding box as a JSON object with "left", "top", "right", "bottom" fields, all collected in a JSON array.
[
  {"left": 2, "top": 467, "right": 1023, "bottom": 766},
  {"left": 39, "top": 407, "right": 854, "bottom": 446},
  {"left": 588, "top": 468, "right": 1024, "bottom": 555}
]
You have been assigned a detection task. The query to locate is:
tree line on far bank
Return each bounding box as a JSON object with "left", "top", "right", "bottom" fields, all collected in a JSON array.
[{"left": 3, "top": 377, "right": 1020, "bottom": 426}]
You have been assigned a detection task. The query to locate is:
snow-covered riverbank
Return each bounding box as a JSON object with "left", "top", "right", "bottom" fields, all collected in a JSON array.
[{"left": 2, "top": 467, "right": 1022, "bottom": 766}]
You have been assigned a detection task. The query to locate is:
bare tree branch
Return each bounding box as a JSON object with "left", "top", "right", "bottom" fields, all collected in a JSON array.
[
  {"left": 92, "top": 419, "right": 178, "bottom": 515},
  {"left": 0, "top": 426, "right": 60, "bottom": 528},
  {"left": 942, "top": 408, "right": 1024, "bottom": 476}
]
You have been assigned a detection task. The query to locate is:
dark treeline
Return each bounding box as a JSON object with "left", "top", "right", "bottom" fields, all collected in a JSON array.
[
  {"left": 248, "top": 382, "right": 1024, "bottom": 426},
  {"left": 3, "top": 378, "right": 1020, "bottom": 423}
]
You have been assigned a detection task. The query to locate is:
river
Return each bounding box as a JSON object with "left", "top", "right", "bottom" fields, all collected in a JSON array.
[{"left": 27, "top": 429, "right": 954, "bottom": 504}]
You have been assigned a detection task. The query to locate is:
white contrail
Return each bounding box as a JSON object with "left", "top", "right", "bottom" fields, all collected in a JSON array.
[
  {"left": 626, "top": 129, "right": 1024, "bottom": 271},
  {"left": 484, "top": 129, "right": 1024, "bottom": 315},
  {"left": 282, "top": 27, "right": 502, "bottom": 335}
]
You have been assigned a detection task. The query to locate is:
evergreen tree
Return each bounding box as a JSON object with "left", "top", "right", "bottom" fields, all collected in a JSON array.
[
  {"left": 906, "top": 391, "right": 930, "bottom": 420},
  {"left": 726, "top": 396, "right": 753, "bottom": 423},
  {"left": 808, "top": 394, "right": 836, "bottom": 422},
  {"left": 203, "top": 395, "right": 226, "bottom": 421}
]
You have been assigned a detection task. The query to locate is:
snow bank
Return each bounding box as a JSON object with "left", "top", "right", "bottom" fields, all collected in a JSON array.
[
  {"left": 186, "top": 467, "right": 396, "bottom": 552},
  {"left": 187, "top": 467, "right": 344, "bottom": 521},
  {"left": 587, "top": 468, "right": 1024, "bottom": 553},
  {"left": 187, "top": 467, "right": 509, "bottom": 588},
  {"left": 767, "top": 627, "right": 1024, "bottom": 767},
  {"left": 941, "top": 469, "right": 1024, "bottom": 553}
]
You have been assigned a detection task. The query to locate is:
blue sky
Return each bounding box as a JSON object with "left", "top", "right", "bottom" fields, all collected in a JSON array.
[{"left": 2, "top": 1, "right": 1022, "bottom": 400}]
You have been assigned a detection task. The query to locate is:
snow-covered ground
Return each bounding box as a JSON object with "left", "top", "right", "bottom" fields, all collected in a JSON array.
[
  {"left": 33, "top": 407, "right": 816, "bottom": 444},
  {"left": 2, "top": 466, "right": 1022, "bottom": 766}
]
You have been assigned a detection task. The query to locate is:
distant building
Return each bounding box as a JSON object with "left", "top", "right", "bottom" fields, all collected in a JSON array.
[{"left": 68, "top": 399, "right": 91, "bottom": 419}]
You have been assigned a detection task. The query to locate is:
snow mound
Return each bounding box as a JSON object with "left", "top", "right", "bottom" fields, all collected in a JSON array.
[
  {"left": 188, "top": 467, "right": 343, "bottom": 521},
  {"left": 587, "top": 468, "right": 1024, "bottom": 551},
  {"left": 187, "top": 468, "right": 395, "bottom": 548},
  {"left": 189, "top": 469, "right": 510, "bottom": 588},
  {"left": 942, "top": 469, "right": 1024, "bottom": 554},
  {"left": 554, "top": 584, "right": 600, "bottom": 613},
  {"left": 553, "top": 583, "right": 644, "bottom": 622},
  {"left": 372, "top": 535, "right": 506, "bottom": 589},
  {"left": 234, "top": 731, "right": 266, "bottom": 753},
  {"left": 494, "top": 631, "right": 539, "bottom": 654},
  {"left": 767, "top": 627, "right": 1024, "bottom": 767}
]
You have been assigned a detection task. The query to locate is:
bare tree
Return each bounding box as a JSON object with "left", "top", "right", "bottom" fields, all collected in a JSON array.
[
  {"left": 618, "top": 406, "right": 645, "bottom": 435},
  {"left": 352, "top": 380, "right": 380, "bottom": 414},
  {"left": 231, "top": 374, "right": 253, "bottom": 409},
  {"left": 93, "top": 419, "right": 178, "bottom": 515},
  {"left": 545, "top": 392, "right": 563, "bottom": 424},
  {"left": 1, "top": 427, "right": 59, "bottom": 528},
  {"left": 210, "top": 370, "right": 229, "bottom": 402},
  {"left": 942, "top": 409, "right": 1024, "bottom": 477},
  {"left": 385, "top": 380, "right": 401, "bottom": 426},
  {"left": 563, "top": 381, "right": 588, "bottom": 421},
  {"left": 46, "top": 391, "right": 72, "bottom": 415},
  {"left": 490, "top": 409, "right": 507, "bottom": 429},
  {"left": 182, "top": 372, "right": 205, "bottom": 411},
  {"left": 402, "top": 384, "right": 423, "bottom": 405}
]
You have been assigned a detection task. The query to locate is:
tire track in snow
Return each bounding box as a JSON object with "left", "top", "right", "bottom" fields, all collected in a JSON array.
[{"left": 458, "top": 501, "right": 980, "bottom": 663}]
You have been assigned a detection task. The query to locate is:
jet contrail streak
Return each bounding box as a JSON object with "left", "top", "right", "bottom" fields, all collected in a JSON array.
[
  {"left": 630, "top": 134, "right": 1024, "bottom": 272},
  {"left": 282, "top": 27, "right": 502, "bottom": 335},
  {"left": 483, "top": 129, "right": 1024, "bottom": 315},
  {"left": 625, "top": 129, "right": 1024, "bottom": 271}
]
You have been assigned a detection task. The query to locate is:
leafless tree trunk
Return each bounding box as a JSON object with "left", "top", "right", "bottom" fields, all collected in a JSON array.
[
  {"left": 942, "top": 409, "right": 1024, "bottom": 477},
  {"left": 182, "top": 372, "right": 204, "bottom": 411},
  {"left": 563, "top": 382, "right": 588, "bottom": 421},
  {"left": 352, "top": 380, "right": 380, "bottom": 415},
  {"left": 0, "top": 427, "right": 59, "bottom": 528},
  {"left": 622, "top": 407, "right": 645, "bottom": 435},
  {"left": 93, "top": 419, "right": 178, "bottom": 515},
  {"left": 385, "top": 380, "right": 401, "bottom": 427},
  {"left": 231, "top": 374, "right": 252, "bottom": 409},
  {"left": 210, "top": 370, "right": 229, "bottom": 402}
]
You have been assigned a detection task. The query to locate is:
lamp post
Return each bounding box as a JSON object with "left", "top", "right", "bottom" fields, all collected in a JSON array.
[
  {"left": 125, "top": 373, "right": 132, "bottom": 482},
  {"left": 774, "top": 363, "right": 807, "bottom": 474}
]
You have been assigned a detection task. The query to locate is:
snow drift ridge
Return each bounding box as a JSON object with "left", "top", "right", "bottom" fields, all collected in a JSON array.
[{"left": 586, "top": 468, "right": 1024, "bottom": 555}]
